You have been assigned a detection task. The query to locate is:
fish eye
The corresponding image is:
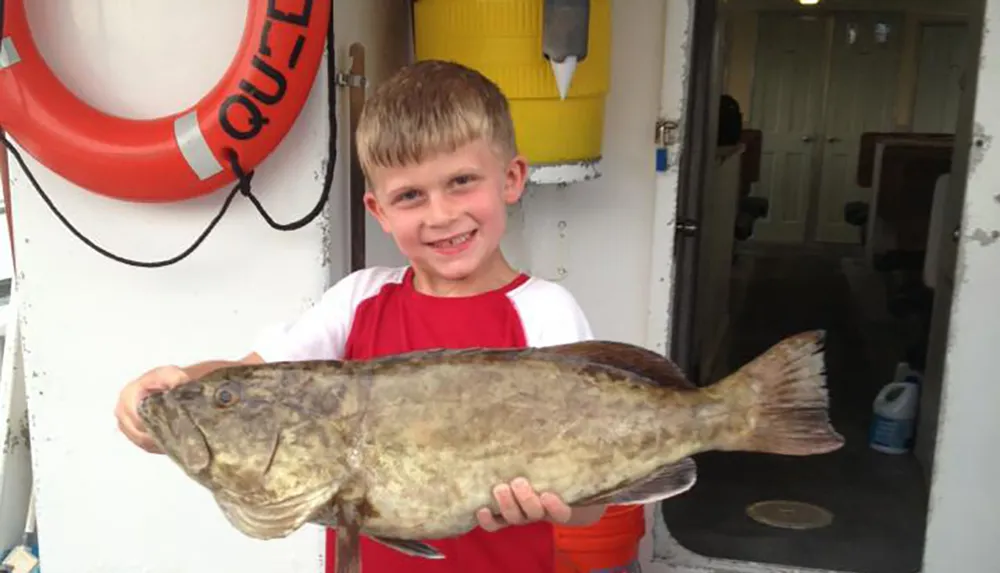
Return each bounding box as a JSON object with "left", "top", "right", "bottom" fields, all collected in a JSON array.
[{"left": 214, "top": 382, "right": 241, "bottom": 408}]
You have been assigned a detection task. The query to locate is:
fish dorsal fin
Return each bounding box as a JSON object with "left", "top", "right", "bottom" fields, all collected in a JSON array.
[
  {"left": 574, "top": 457, "right": 698, "bottom": 506},
  {"left": 213, "top": 484, "right": 340, "bottom": 540},
  {"left": 539, "top": 341, "right": 696, "bottom": 389},
  {"left": 363, "top": 343, "right": 696, "bottom": 390},
  {"left": 360, "top": 347, "right": 491, "bottom": 368}
]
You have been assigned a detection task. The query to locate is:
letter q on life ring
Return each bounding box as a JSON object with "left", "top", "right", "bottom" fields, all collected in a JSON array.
[{"left": 0, "top": 0, "right": 330, "bottom": 203}]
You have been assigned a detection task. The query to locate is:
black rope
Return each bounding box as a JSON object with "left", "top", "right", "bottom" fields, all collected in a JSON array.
[{"left": 0, "top": 0, "right": 337, "bottom": 268}]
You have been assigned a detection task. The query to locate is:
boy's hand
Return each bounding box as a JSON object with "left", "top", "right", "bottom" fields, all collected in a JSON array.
[
  {"left": 476, "top": 477, "right": 605, "bottom": 531},
  {"left": 114, "top": 365, "right": 191, "bottom": 454}
]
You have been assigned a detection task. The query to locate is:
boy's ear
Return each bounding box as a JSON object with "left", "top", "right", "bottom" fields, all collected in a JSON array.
[
  {"left": 364, "top": 190, "right": 393, "bottom": 233},
  {"left": 502, "top": 154, "right": 529, "bottom": 204}
]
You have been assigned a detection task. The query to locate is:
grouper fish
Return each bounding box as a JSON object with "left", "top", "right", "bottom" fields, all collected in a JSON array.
[{"left": 138, "top": 330, "right": 844, "bottom": 573}]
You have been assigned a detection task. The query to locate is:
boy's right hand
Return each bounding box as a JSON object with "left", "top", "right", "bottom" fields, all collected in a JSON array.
[{"left": 114, "top": 365, "right": 190, "bottom": 454}]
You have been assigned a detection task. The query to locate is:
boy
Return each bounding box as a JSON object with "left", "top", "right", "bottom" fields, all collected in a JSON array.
[{"left": 115, "top": 60, "right": 641, "bottom": 572}]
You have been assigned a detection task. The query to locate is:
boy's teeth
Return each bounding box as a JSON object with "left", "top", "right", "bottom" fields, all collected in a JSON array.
[{"left": 438, "top": 232, "right": 471, "bottom": 247}]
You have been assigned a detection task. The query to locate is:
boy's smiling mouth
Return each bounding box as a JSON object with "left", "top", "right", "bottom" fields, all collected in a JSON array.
[{"left": 427, "top": 229, "right": 478, "bottom": 250}]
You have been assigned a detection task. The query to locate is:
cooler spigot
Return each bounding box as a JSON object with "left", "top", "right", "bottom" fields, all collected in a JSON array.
[{"left": 542, "top": 0, "right": 590, "bottom": 100}]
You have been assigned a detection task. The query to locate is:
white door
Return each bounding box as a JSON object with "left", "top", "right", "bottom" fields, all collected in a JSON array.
[
  {"left": 813, "top": 12, "right": 904, "bottom": 244},
  {"left": 912, "top": 23, "right": 969, "bottom": 133},
  {"left": 746, "top": 14, "right": 829, "bottom": 244}
]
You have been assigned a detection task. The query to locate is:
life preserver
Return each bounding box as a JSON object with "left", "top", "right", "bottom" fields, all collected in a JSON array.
[{"left": 0, "top": 0, "right": 330, "bottom": 203}]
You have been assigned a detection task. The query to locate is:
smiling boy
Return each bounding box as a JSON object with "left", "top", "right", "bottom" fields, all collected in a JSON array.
[{"left": 115, "top": 60, "right": 638, "bottom": 572}]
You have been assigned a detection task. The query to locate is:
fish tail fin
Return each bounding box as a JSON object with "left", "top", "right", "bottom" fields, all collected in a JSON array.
[{"left": 721, "top": 330, "right": 844, "bottom": 456}]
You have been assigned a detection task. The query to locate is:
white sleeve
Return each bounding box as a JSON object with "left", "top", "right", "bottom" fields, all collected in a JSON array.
[
  {"left": 509, "top": 279, "right": 595, "bottom": 347},
  {"left": 251, "top": 267, "right": 404, "bottom": 362}
]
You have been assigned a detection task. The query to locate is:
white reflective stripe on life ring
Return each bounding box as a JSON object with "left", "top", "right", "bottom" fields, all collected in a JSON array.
[
  {"left": 173, "top": 110, "right": 225, "bottom": 181},
  {"left": 0, "top": 37, "right": 20, "bottom": 70}
]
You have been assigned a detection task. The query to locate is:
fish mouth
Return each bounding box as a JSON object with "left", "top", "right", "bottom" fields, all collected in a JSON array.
[{"left": 138, "top": 391, "right": 212, "bottom": 476}]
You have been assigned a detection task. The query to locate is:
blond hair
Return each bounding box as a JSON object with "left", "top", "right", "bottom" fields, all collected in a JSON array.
[{"left": 355, "top": 60, "right": 518, "bottom": 183}]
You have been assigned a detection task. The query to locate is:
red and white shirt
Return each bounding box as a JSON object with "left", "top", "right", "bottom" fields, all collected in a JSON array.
[{"left": 253, "top": 266, "right": 594, "bottom": 573}]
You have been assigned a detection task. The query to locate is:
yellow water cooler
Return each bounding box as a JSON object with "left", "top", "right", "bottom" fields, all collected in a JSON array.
[{"left": 412, "top": 0, "right": 611, "bottom": 183}]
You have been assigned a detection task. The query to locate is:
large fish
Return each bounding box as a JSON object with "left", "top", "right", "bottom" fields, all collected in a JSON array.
[{"left": 138, "top": 330, "right": 843, "bottom": 573}]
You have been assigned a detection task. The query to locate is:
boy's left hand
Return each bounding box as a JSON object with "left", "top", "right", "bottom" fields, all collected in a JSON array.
[{"left": 476, "top": 477, "right": 604, "bottom": 532}]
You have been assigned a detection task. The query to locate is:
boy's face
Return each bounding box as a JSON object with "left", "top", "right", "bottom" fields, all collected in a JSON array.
[{"left": 363, "top": 138, "right": 527, "bottom": 283}]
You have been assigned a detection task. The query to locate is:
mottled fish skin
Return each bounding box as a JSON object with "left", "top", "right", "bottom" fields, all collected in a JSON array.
[
  {"left": 138, "top": 330, "right": 844, "bottom": 552},
  {"left": 352, "top": 348, "right": 711, "bottom": 539}
]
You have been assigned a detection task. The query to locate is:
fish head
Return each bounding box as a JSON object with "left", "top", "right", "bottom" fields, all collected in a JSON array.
[
  {"left": 138, "top": 363, "right": 357, "bottom": 539},
  {"left": 138, "top": 371, "right": 285, "bottom": 494}
]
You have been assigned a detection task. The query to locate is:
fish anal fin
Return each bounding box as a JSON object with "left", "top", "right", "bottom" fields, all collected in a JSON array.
[
  {"left": 575, "top": 457, "right": 698, "bottom": 506},
  {"left": 541, "top": 341, "right": 696, "bottom": 389},
  {"left": 369, "top": 536, "right": 445, "bottom": 559}
]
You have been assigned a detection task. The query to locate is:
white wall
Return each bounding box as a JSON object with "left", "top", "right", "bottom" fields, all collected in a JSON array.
[
  {"left": 4, "top": 1, "right": 673, "bottom": 572},
  {"left": 0, "top": 214, "right": 12, "bottom": 283},
  {"left": 922, "top": 0, "right": 1000, "bottom": 569},
  {"left": 10, "top": 1, "right": 335, "bottom": 572}
]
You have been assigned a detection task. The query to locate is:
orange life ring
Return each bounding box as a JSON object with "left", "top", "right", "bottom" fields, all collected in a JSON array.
[{"left": 0, "top": 0, "right": 330, "bottom": 203}]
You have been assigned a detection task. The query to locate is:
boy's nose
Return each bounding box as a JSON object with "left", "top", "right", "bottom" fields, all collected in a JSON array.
[{"left": 425, "top": 194, "right": 460, "bottom": 226}]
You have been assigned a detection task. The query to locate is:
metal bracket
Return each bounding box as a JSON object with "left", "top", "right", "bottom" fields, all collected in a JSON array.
[
  {"left": 655, "top": 119, "right": 680, "bottom": 173},
  {"left": 656, "top": 119, "right": 680, "bottom": 146},
  {"left": 336, "top": 44, "right": 369, "bottom": 90},
  {"left": 676, "top": 217, "right": 699, "bottom": 237},
  {"left": 335, "top": 71, "right": 367, "bottom": 89}
]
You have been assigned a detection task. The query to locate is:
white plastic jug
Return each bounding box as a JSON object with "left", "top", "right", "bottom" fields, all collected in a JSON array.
[
  {"left": 868, "top": 380, "right": 920, "bottom": 454},
  {"left": 893, "top": 361, "right": 917, "bottom": 383}
]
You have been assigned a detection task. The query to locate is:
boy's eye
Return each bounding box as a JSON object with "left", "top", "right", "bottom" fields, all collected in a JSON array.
[
  {"left": 395, "top": 189, "right": 422, "bottom": 203},
  {"left": 450, "top": 174, "right": 480, "bottom": 188}
]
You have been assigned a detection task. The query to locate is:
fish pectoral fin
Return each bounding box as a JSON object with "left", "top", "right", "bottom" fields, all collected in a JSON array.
[
  {"left": 214, "top": 485, "right": 338, "bottom": 540},
  {"left": 575, "top": 457, "right": 698, "bottom": 506},
  {"left": 369, "top": 536, "right": 445, "bottom": 559}
]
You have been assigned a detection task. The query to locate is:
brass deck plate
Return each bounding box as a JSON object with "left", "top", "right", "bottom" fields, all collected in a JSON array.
[{"left": 746, "top": 500, "right": 834, "bottom": 530}]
